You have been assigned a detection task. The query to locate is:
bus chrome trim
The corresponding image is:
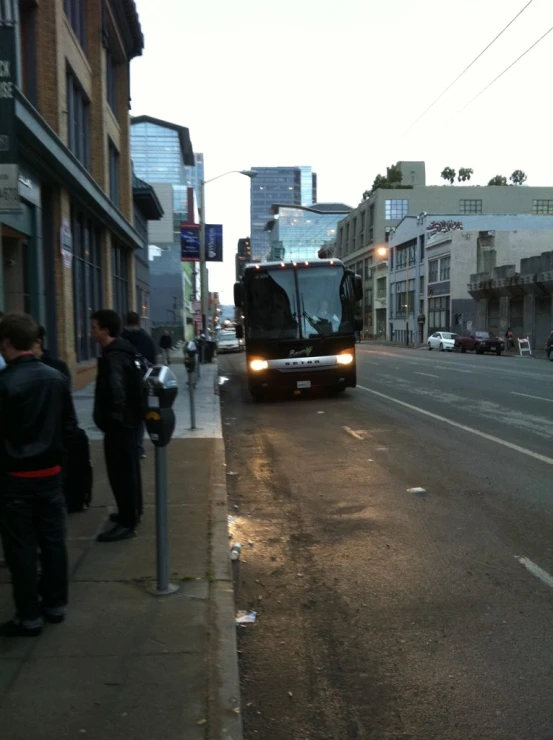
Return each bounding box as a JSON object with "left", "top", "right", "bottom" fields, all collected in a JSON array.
[{"left": 267, "top": 355, "right": 340, "bottom": 370}]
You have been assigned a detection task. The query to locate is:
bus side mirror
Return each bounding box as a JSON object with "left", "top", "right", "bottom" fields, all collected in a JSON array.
[
  {"left": 354, "top": 318, "right": 363, "bottom": 332},
  {"left": 235, "top": 325, "right": 244, "bottom": 340},
  {"left": 353, "top": 275, "right": 363, "bottom": 302},
  {"left": 234, "top": 282, "right": 244, "bottom": 307}
]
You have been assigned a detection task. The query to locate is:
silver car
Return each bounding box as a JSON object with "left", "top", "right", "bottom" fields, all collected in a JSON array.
[{"left": 217, "top": 331, "right": 242, "bottom": 353}]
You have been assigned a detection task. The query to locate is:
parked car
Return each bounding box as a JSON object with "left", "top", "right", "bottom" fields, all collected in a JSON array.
[
  {"left": 217, "top": 330, "right": 242, "bottom": 353},
  {"left": 545, "top": 331, "right": 553, "bottom": 361},
  {"left": 427, "top": 331, "right": 458, "bottom": 352},
  {"left": 454, "top": 330, "right": 504, "bottom": 355}
]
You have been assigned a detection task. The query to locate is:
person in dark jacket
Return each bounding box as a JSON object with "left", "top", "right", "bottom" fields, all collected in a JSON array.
[
  {"left": 0, "top": 312, "right": 77, "bottom": 637},
  {"left": 121, "top": 312, "right": 155, "bottom": 459},
  {"left": 159, "top": 330, "right": 172, "bottom": 364},
  {"left": 92, "top": 309, "right": 144, "bottom": 543},
  {"left": 35, "top": 326, "right": 71, "bottom": 383}
]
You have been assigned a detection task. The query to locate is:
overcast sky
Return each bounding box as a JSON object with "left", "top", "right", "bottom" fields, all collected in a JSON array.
[{"left": 130, "top": 0, "right": 553, "bottom": 303}]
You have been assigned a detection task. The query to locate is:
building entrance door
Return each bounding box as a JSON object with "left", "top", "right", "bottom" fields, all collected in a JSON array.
[{"left": 1, "top": 225, "right": 30, "bottom": 314}]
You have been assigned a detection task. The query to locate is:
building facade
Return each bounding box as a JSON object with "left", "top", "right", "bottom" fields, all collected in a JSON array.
[
  {"left": 469, "top": 252, "right": 553, "bottom": 352},
  {"left": 336, "top": 160, "right": 553, "bottom": 336},
  {"left": 130, "top": 115, "right": 196, "bottom": 338},
  {"left": 387, "top": 214, "right": 553, "bottom": 345},
  {"left": 266, "top": 203, "right": 351, "bottom": 262},
  {"left": 250, "top": 166, "right": 317, "bottom": 259},
  {"left": 0, "top": 0, "right": 158, "bottom": 388}
]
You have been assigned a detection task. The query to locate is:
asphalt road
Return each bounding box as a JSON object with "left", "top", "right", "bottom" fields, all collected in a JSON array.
[{"left": 219, "top": 346, "right": 553, "bottom": 740}]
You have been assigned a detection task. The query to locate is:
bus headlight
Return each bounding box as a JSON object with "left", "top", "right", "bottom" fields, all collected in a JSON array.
[
  {"left": 250, "top": 358, "right": 268, "bottom": 372},
  {"left": 337, "top": 352, "right": 354, "bottom": 365}
]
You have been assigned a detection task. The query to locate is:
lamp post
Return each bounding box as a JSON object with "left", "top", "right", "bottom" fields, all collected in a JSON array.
[{"left": 199, "top": 170, "right": 257, "bottom": 342}]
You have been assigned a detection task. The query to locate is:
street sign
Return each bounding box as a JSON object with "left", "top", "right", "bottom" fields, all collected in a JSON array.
[
  {"left": 518, "top": 337, "right": 532, "bottom": 357},
  {"left": 60, "top": 217, "right": 73, "bottom": 268},
  {"left": 0, "top": 25, "right": 20, "bottom": 213}
]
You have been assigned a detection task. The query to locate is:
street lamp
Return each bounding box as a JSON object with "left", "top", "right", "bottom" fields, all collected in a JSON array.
[{"left": 199, "top": 170, "right": 257, "bottom": 342}]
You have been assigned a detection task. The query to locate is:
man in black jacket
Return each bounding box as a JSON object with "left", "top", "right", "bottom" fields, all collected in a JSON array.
[
  {"left": 92, "top": 309, "right": 144, "bottom": 543},
  {"left": 35, "top": 326, "right": 71, "bottom": 383},
  {"left": 0, "top": 313, "right": 77, "bottom": 637},
  {"left": 121, "top": 311, "right": 156, "bottom": 459},
  {"left": 159, "top": 329, "right": 172, "bottom": 364}
]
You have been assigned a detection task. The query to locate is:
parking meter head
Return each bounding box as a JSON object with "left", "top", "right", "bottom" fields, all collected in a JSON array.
[
  {"left": 184, "top": 341, "right": 197, "bottom": 373},
  {"left": 145, "top": 365, "right": 178, "bottom": 408}
]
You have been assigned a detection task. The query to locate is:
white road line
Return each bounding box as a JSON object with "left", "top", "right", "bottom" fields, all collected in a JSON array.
[
  {"left": 343, "top": 426, "right": 364, "bottom": 440},
  {"left": 414, "top": 372, "right": 439, "bottom": 378},
  {"left": 511, "top": 392, "right": 553, "bottom": 404},
  {"left": 365, "top": 361, "right": 380, "bottom": 365},
  {"left": 357, "top": 385, "right": 553, "bottom": 467},
  {"left": 515, "top": 556, "right": 553, "bottom": 590}
]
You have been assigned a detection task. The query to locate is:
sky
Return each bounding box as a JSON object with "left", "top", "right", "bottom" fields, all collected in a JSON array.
[{"left": 130, "top": 0, "right": 553, "bottom": 303}]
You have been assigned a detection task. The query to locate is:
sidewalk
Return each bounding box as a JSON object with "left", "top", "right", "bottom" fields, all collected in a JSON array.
[{"left": 0, "top": 355, "right": 242, "bottom": 740}]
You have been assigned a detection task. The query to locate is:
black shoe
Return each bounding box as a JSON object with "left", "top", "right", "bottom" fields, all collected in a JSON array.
[
  {"left": 97, "top": 525, "right": 136, "bottom": 543},
  {"left": 0, "top": 619, "right": 42, "bottom": 637},
  {"left": 42, "top": 611, "right": 66, "bottom": 625},
  {"left": 109, "top": 513, "right": 143, "bottom": 524}
]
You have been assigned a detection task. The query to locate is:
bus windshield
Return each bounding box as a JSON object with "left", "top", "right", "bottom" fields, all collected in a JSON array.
[{"left": 245, "top": 265, "right": 354, "bottom": 341}]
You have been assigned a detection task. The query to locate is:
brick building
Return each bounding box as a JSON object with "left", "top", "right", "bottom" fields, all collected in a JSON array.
[{"left": 0, "top": 0, "right": 160, "bottom": 388}]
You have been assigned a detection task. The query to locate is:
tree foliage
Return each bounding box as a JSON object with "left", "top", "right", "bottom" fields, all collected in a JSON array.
[
  {"left": 440, "top": 167, "right": 456, "bottom": 185},
  {"left": 363, "top": 164, "right": 404, "bottom": 199},
  {"left": 458, "top": 167, "right": 474, "bottom": 183},
  {"left": 488, "top": 175, "right": 508, "bottom": 186},
  {"left": 510, "top": 169, "right": 527, "bottom": 186}
]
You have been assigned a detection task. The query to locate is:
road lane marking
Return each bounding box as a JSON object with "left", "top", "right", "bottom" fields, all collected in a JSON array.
[
  {"left": 415, "top": 372, "right": 439, "bottom": 378},
  {"left": 511, "top": 392, "right": 553, "bottom": 404},
  {"left": 343, "top": 426, "right": 364, "bottom": 440},
  {"left": 365, "top": 361, "right": 380, "bottom": 365},
  {"left": 357, "top": 385, "right": 553, "bottom": 467},
  {"left": 515, "top": 556, "right": 553, "bottom": 590}
]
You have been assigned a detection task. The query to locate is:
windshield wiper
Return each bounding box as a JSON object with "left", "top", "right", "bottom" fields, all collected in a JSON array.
[{"left": 302, "top": 311, "right": 325, "bottom": 339}]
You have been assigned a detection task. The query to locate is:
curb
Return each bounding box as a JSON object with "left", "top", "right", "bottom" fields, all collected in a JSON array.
[{"left": 207, "top": 370, "right": 243, "bottom": 740}]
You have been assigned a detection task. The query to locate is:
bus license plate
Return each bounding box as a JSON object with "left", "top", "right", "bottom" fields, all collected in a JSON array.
[{"left": 297, "top": 380, "right": 311, "bottom": 389}]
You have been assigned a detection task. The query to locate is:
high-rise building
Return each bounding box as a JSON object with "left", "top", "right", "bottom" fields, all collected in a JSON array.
[
  {"left": 130, "top": 116, "right": 197, "bottom": 337},
  {"left": 184, "top": 153, "right": 204, "bottom": 209},
  {"left": 250, "top": 166, "right": 317, "bottom": 259}
]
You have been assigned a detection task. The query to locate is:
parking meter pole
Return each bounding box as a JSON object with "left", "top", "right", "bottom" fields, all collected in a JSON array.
[
  {"left": 189, "top": 372, "right": 196, "bottom": 429},
  {"left": 153, "top": 446, "right": 176, "bottom": 595},
  {"left": 144, "top": 365, "right": 179, "bottom": 598}
]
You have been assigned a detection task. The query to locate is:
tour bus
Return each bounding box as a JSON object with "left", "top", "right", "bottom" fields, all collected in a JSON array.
[{"left": 234, "top": 259, "right": 363, "bottom": 399}]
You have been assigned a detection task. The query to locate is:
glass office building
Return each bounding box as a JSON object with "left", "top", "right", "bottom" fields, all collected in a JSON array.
[
  {"left": 184, "top": 153, "right": 204, "bottom": 209},
  {"left": 266, "top": 203, "right": 352, "bottom": 262},
  {"left": 250, "top": 166, "right": 317, "bottom": 259}
]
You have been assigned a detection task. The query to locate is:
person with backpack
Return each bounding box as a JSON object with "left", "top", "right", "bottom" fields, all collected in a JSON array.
[
  {"left": 91, "top": 310, "right": 145, "bottom": 542},
  {"left": 0, "top": 313, "right": 77, "bottom": 636},
  {"left": 121, "top": 311, "right": 155, "bottom": 459},
  {"left": 159, "top": 330, "right": 172, "bottom": 364}
]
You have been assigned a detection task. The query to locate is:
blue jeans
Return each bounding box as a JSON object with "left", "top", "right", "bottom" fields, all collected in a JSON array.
[{"left": 0, "top": 474, "right": 68, "bottom": 627}]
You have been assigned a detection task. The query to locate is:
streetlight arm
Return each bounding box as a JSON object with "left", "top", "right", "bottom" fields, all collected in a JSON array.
[{"left": 203, "top": 169, "right": 257, "bottom": 186}]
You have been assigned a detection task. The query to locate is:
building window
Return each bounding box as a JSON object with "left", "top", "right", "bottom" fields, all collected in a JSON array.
[
  {"left": 459, "top": 199, "right": 482, "bottom": 215},
  {"left": 377, "top": 277, "right": 386, "bottom": 299},
  {"left": 419, "top": 234, "right": 425, "bottom": 260},
  {"left": 533, "top": 199, "right": 553, "bottom": 215},
  {"left": 396, "top": 244, "right": 415, "bottom": 269},
  {"left": 420, "top": 276, "right": 425, "bottom": 294},
  {"left": 112, "top": 242, "right": 130, "bottom": 318},
  {"left": 72, "top": 209, "right": 103, "bottom": 362},
  {"left": 108, "top": 139, "right": 120, "bottom": 207},
  {"left": 428, "top": 296, "right": 450, "bottom": 333},
  {"left": 64, "top": 0, "right": 87, "bottom": 51},
  {"left": 66, "top": 67, "right": 90, "bottom": 169},
  {"left": 439, "top": 255, "right": 451, "bottom": 281},
  {"left": 385, "top": 199, "right": 408, "bottom": 220},
  {"left": 428, "top": 259, "right": 439, "bottom": 284},
  {"left": 359, "top": 211, "right": 365, "bottom": 244},
  {"left": 106, "top": 48, "right": 117, "bottom": 113}
]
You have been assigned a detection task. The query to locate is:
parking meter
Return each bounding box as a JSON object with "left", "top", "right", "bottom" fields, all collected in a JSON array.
[
  {"left": 144, "top": 365, "right": 178, "bottom": 447},
  {"left": 143, "top": 365, "right": 179, "bottom": 596}
]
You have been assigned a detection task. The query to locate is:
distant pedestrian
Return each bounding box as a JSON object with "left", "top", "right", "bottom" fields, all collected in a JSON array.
[
  {"left": 92, "top": 310, "right": 144, "bottom": 542},
  {"left": 159, "top": 330, "right": 172, "bottom": 364},
  {"left": 505, "top": 327, "right": 515, "bottom": 350},
  {"left": 0, "top": 312, "right": 77, "bottom": 637},
  {"left": 121, "top": 311, "right": 156, "bottom": 459}
]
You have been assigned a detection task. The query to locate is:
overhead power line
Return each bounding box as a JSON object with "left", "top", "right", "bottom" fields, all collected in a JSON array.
[
  {"left": 454, "top": 23, "right": 553, "bottom": 115},
  {"left": 403, "top": 0, "right": 535, "bottom": 135}
]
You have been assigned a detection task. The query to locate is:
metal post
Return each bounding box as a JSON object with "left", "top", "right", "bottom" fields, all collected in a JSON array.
[
  {"left": 200, "top": 178, "right": 208, "bottom": 336},
  {"left": 189, "top": 371, "right": 196, "bottom": 430},
  {"left": 151, "top": 447, "right": 178, "bottom": 596}
]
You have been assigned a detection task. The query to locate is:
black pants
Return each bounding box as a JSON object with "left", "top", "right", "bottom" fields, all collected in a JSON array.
[
  {"left": 0, "top": 474, "right": 68, "bottom": 627},
  {"left": 104, "top": 426, "right": 142, "bottom": 528}
]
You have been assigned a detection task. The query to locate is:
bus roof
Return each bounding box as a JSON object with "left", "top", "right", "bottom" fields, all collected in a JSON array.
[{"left": 244, "top": 258, "right": 345, "bottom": 272}]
